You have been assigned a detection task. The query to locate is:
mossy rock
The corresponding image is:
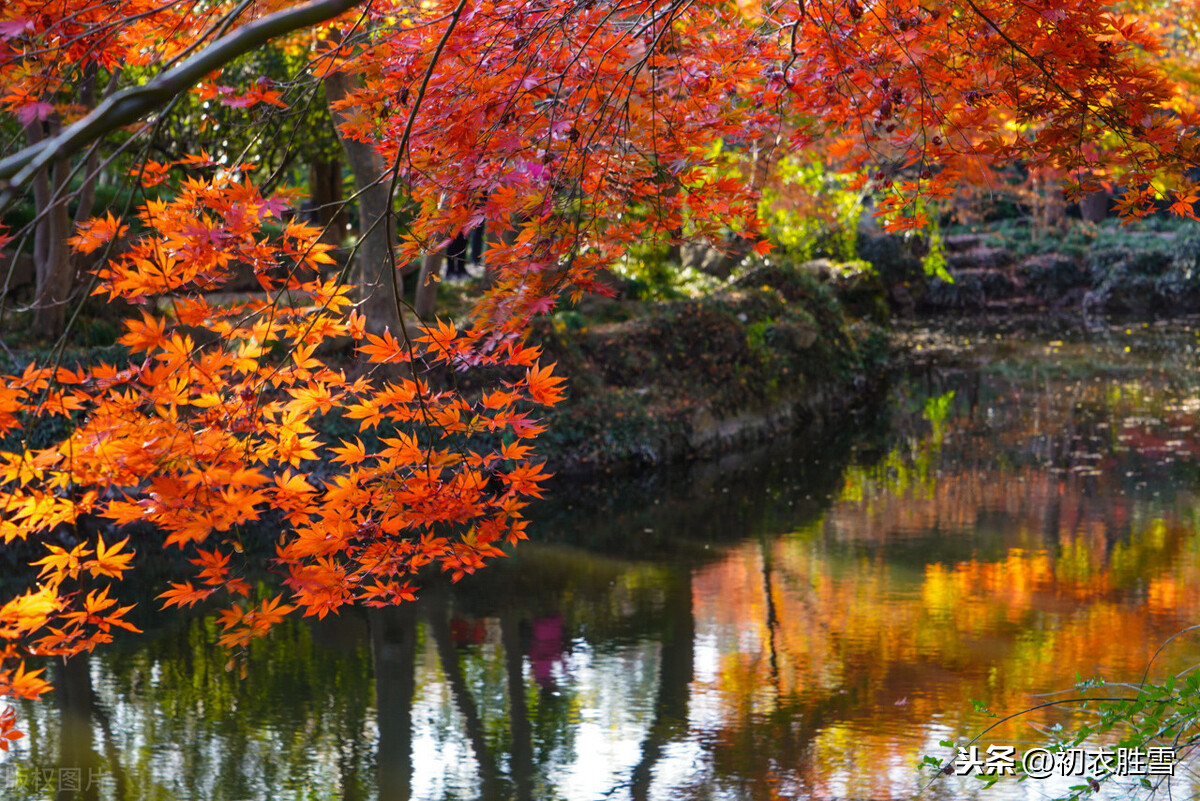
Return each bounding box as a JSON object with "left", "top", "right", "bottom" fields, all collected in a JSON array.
[
  {"left": 856, "top": 233, "right": 923, "bottom": 282},
  {"left": 922, "top": 268, "right": 1019, "bottom": 308},
  {"left": 1017, "top": 253, "right": 1086, "bottom": 299},
  {"left": 1085, "top": 245, "right": 1185, "bottom": 313}
]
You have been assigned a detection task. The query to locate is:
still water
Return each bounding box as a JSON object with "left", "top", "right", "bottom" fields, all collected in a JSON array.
[{"left": 7, "top": 319, "right": 1200, "bottom": 800}]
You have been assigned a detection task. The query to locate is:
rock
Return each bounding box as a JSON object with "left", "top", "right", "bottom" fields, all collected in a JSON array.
[
  {"left": 1017, "top": 253, "right": 1086, "bottom": 299},
  {"left": 795, "top": 258, "right": 837, "bottom": 280},
  {"left": 946, "top": 246, "right": 1013, "bottom": 270},
  {"left": 943, "top": 233, "right": 987, "bottom": 253},
  {"left": 681, "top": 239, "right": 752, "bottom": 278}
]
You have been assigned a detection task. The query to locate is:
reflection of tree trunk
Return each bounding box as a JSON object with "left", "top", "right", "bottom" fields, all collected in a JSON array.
[
  {"left": 630, "top": 570, "right": 693, "bottom": 801},
  {"left": 760, "top": 537, "right": 780, "bottom": 690},
  {"left": 56, "top": 655, "right": 100, "bottom": 801},
  {"left": 501, "top": 614, "right": 534, "bottom": 801},
  {"left": 427, "top": 602, "right": 503, "bottom": 798},
  {"left": 370, "top": 606, "right": 418, "bottom": 801},
  {"left": 1042, "top": 478, "right": 1062, "bottom": 550}
]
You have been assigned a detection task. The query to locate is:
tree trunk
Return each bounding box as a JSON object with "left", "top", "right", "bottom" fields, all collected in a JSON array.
[
  {"left": 1080, "top": 190, "right": 1109, "bottom": 223},
  {"left": 28, "top": 120, "right": 75, "bottom": 340},
  {"left": 27, "top": 68, "right": 107, "bottom": 341},
  {"left": 323, "top": 71, "right": 406, "bottom": 335},
  {"left": 308, "top": 156, "right": 349, "bottom": 247},
  {"left": 413, "top": 251, "right": 443, "bottom": 320}
]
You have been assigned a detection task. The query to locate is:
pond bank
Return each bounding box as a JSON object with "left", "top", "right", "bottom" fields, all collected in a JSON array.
[
  {"left": 530, "top": 218, "right": 1200, "bottom": 475},
  {"left": 533, "top": 262, "right": 891, "bottom": 475}
]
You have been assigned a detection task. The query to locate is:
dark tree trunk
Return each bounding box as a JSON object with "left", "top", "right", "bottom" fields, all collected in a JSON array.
[
  {"left": 28, "top": 67, "right": 106, "bottom": 340},
  {"left": 370, "top": 606, "right": 417, "bottom": 801},
  {"left": 323, "top": 71, "right": 408, "bottom": 335},
  {"left": 27, "top": 120, "right": 75, "bottom": 340},
  {"left": 1080, "top": 190, "right": 1109, "bottom": 223},
  {"left": 308, "top": 156, "right": 349, "bottom": 248},
  {"left": 413, "top": 251, "right": 443, "bottom": 320}
]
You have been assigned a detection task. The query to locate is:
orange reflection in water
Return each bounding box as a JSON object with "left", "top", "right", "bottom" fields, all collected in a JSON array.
[{"left": 688, "top": 474, "right": 1200, "bottom": 799}]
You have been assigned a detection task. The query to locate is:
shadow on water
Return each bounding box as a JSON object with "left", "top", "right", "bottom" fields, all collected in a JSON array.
[{"left": 14, "top": 319, "right": 1200, "bottom": 799}]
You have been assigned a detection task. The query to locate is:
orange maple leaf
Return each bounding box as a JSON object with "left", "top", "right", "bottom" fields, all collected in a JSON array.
[
  {"left": 86, "top": 534, "right": 134, "bottom": 579},
  {"left": 526, "top": 362, "right": 566, "bottom": 406}
]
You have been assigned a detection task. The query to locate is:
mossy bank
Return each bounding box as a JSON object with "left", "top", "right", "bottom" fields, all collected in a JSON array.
[{"left": 531, "top": 261, "right": 890, "bottom": 474}]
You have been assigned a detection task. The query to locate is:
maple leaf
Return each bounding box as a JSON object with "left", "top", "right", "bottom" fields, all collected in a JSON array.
[
  {"left": 347, "top": 309, "right": 367, "bottom": 339},
  {"left": 15, "top": 100, "right": 53, "bottom": 126},
  {"left": 2, "top": 663, "right": 50, "bottom": 701},
  {"left": 330, "top": 437, "right": 368, "bottom": 465},
  {"left": 86, "top": 534, "right": 135, "bottom": 579},
  {"left": 0, "top": 588, "right": 59, "bottom": 638},
  {"left": 416, "top": 318, "right": 462, "bottom": 362},
  {"left": 499, "top": 439, "right": 533, "bottom": 462},
  {"left": 358, "top": 581, "right": 418, "bottom": 607},
  {"left": 32, "top": 541, "right": 92, "bottom": 582},
  {"left": 525, "top": 362, "right": 566, "bottom": 406},
  {"left": 0, "top": 705, "right": 24, "bottom": 751},
  {"left": 503, "top": 462, "right": 552, "bottom": 499},
  {"left": 359, "top": 330, "right": 409, "bottom": 364},
  {"left": 159, "top": 581, "right": 216, "bottom": 609},
  {"left": 0, "top": 18, "right": 31, "bottom": 39},
  {"left": 69, "top": 213, "right": 128, "bottom": 254}
]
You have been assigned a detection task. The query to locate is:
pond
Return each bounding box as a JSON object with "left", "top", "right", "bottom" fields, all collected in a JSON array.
[{"left": 7, "top": 318, "right": 1200, "bottom": 801}]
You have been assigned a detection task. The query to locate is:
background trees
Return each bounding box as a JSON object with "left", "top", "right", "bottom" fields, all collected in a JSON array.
[{"left": 0, "top": 0, "right": 1197, "bottom": 739}]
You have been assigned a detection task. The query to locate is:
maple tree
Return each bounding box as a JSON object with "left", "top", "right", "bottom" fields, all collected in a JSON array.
[{"left": 0, "top": 0, "right": 1198, "bottom": 745}]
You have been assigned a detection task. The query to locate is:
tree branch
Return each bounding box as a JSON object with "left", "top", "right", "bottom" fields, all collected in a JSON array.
[{"left": 0, "top": 0, "right": 367, "bottom": 206}]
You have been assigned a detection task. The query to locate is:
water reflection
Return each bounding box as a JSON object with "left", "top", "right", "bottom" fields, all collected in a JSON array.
[{"left": 8, "top": 320, "right": 1200, "bottom": 799}]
